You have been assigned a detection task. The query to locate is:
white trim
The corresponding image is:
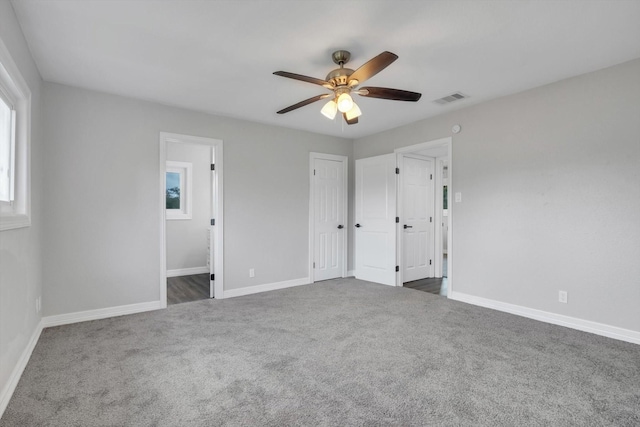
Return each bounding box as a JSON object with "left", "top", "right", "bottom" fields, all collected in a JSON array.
[
  {"left": 309, "top": 152, "right": 348, "bottom": 283},
  {"left": 160, "top": 132, "right": 224, "bottom": 302},
  {"left": 0, "top": 321, "right": 42, "bottom": 418},
  {"left": 449, "top": 291, "right": 640, "bottom": 345},
  {"left": 433, "top": 157, "right": 445, "bottom": 278},
  {"left": 166, "top": 266, "right": 209, "bottom": 277},
  {"left": 446, "top": 141, "right": 452, "bottom": 298},
  {"left": 223, "top": 277, "right": 311, "bottom": 299},
  {"left": 42, "top": 301, "right": 163, "bottom": 328},
  {"left": 347, "top": 270, "right": 355, "bottom": 277}
]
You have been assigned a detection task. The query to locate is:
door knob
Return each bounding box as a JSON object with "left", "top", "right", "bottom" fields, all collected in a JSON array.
[
  {"left": 337, "top": 225, "right": 344, "bottom": 229},
  {"left": 355, "top": 223, "right": 361, "bottom": 228},
  {"left": 404, "top": 224, "right": 413, "bottom": 229}
]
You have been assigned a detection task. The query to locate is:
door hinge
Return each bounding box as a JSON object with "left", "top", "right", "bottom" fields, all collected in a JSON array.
[
  {"left": 211, "top": 164, "right": 215, "bottom": 171},
  {"left": 430, "top": 217, "right": 432, "bottom": 223},
  {"left": 430, "top": 174, "right": 433, "bottom": 180},
  {"left": 313, "top": 262, "right": 316, "bottom": 268},
  {"left": 395, "top": 265, "right": 399, "bottom": 272},
  {"left": 314, "top": 169, "right": 316, "bottom": 175},
  {"left": 396, "top": 217, "right": 399, "bottom": 223},
  {"left": 210, "top": 274, "right": 215, "bottom": 281},
  {"left": 211, "top": 219, "right": 215, "bottom": 226},
  {"left": 429, "top": 260, "right": 432, "bottom": 265},
  {"left": 395, "top": 167, "right": 400, "bottom": 174}
]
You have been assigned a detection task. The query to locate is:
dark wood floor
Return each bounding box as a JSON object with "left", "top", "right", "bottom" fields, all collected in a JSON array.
[
  {"left": 403, "top": 255, "right": 448, "bottom": 297},
  {"left": 404, "top": 277, "right": 448, "bottom": 296},
  {"left": 167, "top": 274, "right": 210, "bottom": 305}
]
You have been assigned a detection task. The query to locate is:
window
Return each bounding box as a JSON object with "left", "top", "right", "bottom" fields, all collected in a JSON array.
[
  {"left": 165, "top": 171, "right": 181, "bottom": 209},
  {"left": 165, "top": 161, "right": 192, "bottom": 219},
  {"left": 0, "top": 38, "right": 31, "bottom": 231},
  {"left": 0, "top": 91, "right": 14, "bottom": 203},
  {"left": 443, "top": 185, "right": 448, "bottom": 210}
]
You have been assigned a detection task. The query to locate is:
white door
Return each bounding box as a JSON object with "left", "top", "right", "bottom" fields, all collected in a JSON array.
[
  {"left": 355, "top": 154, "right": 397, "bottom": 286},
  {"left": 209, "top": 147, "right": 215, "bottom": 298},
  {"left": 401, "top": 155, "right": 435, "bottom": 282},
  {"left": 313, "top": 157, "right": 346, "bottom": 281}
]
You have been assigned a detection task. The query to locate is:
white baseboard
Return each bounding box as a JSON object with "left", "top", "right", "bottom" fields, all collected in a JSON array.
[
  {"left": 449, "top": 291, "right": 640, "bottom": 345},
  {"left": 42, "top": 301, "right": 163, "bottom": 328},
  {"left": 166, "top": 266, "right": 209, "bottom": 277},
  {"left": 347, "top": 270, "right": 355, "bottom": 277},
  {"left": 223, "top": 277, "right": 310, "bottom": 299},
  {"left": 0, "top": 320, "right": 43, "bottom": 418}
]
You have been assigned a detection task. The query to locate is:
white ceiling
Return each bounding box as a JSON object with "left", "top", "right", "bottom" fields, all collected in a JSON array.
[{"left": 11, "top": 0, "right": 640, "bottom": 139}]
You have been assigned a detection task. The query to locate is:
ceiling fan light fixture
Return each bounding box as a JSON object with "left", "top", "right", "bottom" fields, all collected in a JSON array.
[
  {"left": 321, "top": 99, "right": 338, "bottom": 120},
  {"left": 345, "top": 102, "right": 362, "bottom": 120},
  {"left": 337, "top": 93, "right": 354, "bottom": 113},
  {"left": 273, "top": 50, "right": 421, "bottom": 125}
]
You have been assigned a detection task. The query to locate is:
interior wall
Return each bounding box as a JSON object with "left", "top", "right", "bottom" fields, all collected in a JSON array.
[
  {"left": 165, "top": 142, "right": 210, "bottom": 272},
  {"left": 354, "top": 58, "right": 640, "bottom": 333},
  {"left": 0, "top": 1, "right": 44, "bottom": 409},
  {"left": 41, "top": 82, "right": 353, "bottom": 316}
]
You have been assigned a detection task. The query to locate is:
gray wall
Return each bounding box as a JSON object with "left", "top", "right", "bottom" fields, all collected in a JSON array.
[
  {"left": 41, "top": 82, "right": 353, "bottom": 316},
  {"left": 0, "top": 1, "right": 44, "bottom": 405},
  {"left": 166, "top": 142, "right": 211, "bottom": 271},
  {"left": 355, "top": 59, "right": 640, "bottom": 332}
]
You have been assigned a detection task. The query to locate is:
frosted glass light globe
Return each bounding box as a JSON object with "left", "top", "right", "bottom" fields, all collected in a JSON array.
[{"left": 337, "top": 93, "right": 353, "bottom": 113}]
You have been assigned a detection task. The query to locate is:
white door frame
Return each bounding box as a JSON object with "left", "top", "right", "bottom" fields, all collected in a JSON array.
[
  {"left": 434, "top": 156, "right": 447, "bottom": 278},
  {"left": 159, "top": 132, "right": 224, "bottom": 306},
  {"left": 394, "top": 137, "right": 452, "bottom": 296},
  {"left": 309, "top": 152, "right": 348, "bottom": 282}
]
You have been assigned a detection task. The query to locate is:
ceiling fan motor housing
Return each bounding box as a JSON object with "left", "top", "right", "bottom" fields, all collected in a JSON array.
[
  {"left": 326, "top": 50, "right": 355, "bottom": 89},
  {"left": 326, "top": 68, "right": 354, "bottom": 87}
]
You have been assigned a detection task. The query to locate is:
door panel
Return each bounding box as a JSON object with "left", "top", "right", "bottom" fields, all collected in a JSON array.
[
  {"left": 209, "top": 146, "right": 215, "bottom": 298},
  {"left": 355, "top": 154, "right": 397, "bottom": 286},
  {"left": 402, "top": 156, "right": 434, "bottom": 282},
  {"left": 314, "top": 158, "right": 344, "bottom": 281}
]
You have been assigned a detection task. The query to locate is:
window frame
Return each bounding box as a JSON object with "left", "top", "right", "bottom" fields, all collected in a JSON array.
[
  {"left": 0, "top": 38, "right": 31, "bottom": 231},
  {"left": 165, "top": 160, "right": 192, "bottom": 220}
]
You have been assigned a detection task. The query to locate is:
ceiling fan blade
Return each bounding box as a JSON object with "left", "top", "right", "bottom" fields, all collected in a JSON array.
[
  {"left": 273, "top": 71, "right": 331, "bottom": 87},
  {"left": 277, "top": 94, "right": 329, "bottom": 114},
  {"left": 359, "top": 87, "right": 422, "bottom": 102},
  {"left": 343, "top": 113, "right": 358, "bottom": 125},
  {"left": 348, "top": 51, "right": 398, "bottom": 85}
]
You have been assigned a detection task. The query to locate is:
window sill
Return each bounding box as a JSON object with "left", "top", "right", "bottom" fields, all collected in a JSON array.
[{"left": 0, "top": 213, "right": 31, "bottom": 231}]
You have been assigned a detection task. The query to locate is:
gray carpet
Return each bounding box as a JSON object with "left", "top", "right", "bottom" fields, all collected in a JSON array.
[{"left": 2, "top": 278, "right": 639, "bottom": 426}]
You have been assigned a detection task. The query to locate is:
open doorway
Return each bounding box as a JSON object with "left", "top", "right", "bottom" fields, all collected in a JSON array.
[
  {"left": 353, "top": 137, "right": 452, "bottom": 295},
  {"left": 159, "top": 133, "right": 224, "bottom": 307},
  {"left": 395, "top": 138, "right": 451, "bottom": 297}
]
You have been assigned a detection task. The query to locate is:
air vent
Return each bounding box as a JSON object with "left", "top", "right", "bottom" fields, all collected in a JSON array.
[{"left": 433, "top": 92, "right": 468, "bottom": 105}]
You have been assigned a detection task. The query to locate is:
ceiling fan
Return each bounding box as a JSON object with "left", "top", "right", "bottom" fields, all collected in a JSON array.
[{"left": 274, "top": 50, "right": 421, "bottom": 125}]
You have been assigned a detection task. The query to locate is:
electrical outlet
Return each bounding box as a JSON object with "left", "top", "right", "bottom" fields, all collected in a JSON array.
[
  {"left": 35, "top": 296, "right": 41, "bottom": 314},
  {"left": 249, "top": 268, "right": 255, "bottom": 278},
  {"left": 455, "top": 192, "right": 462, "bottom": 203},
  {"left": 558, "top": 291, "right": 568, "bottom": 304}
]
